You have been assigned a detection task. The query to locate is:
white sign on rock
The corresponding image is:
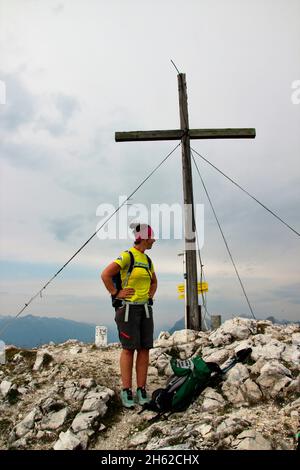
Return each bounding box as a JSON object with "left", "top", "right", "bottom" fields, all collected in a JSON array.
[
  {"left": 0, "top": 340, "right": 5, "bottom": 365},
  {"left": 95, "top": 326, "right": 107, "bottom": 347}
]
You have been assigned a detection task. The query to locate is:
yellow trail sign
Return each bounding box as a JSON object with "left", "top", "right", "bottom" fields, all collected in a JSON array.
[{"left": 177, "top": 282, "right": 208, "bottom": 297}]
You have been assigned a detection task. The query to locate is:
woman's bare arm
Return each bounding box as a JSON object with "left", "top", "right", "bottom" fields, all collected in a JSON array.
[{"left": 101, "top": 262, "right": 135, "bottom": 299}]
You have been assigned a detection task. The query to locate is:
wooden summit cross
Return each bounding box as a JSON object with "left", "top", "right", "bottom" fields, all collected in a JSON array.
[{"left": 115, "top": 73, "right": 256, "bottom": 331}]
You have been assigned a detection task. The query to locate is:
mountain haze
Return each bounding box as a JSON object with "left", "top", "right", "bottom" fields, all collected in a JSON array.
[{"left": 0, "top": 315, "right": 119, "bottom": 348}]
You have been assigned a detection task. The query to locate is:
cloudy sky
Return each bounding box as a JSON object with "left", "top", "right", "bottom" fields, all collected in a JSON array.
[{"left": 0, "top": 0, "right": 299, "bottom": 334}]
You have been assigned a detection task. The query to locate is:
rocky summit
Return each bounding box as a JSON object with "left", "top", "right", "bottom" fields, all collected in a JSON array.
[{"left": 0, "top": 317, "right": 299, "bottom": 451}]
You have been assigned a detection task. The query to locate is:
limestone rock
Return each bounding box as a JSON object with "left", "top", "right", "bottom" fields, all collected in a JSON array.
[
  {"left": 71, "top": 411, "right": 101, "bottom": 433},
  {"left": 256, "top": 361, "right": 292, "bottom": 397},
  {"left": 249, "top": 357, "right": 267, "bottom": 375},
  {"left": 224, "top": 363, "right": 250, "bottom": 384},
  {"left": 164, "top": 362, "right": 173, "bottom": 376},
  {"left": 155, "top": 331, "right": 174, "bottom": 349},
  {"left": 40, "top": 407, "right": 69, "bottom": 431},
  {"left": 14, "top": 407, "right": 42, "bottom": 439},
  {"left": 251, "top": 340, "right": 285, "bottom": 361},
  {"left": 201, "top": 388, "right": 226, "bottom": 412},
  {"left": 291, "top": 332, "right": 300, "bottom": 346},
  {"left": 194, "top": 423, "right": 212, "bottom": 437},
  {"left": 9, "top": 434, "right": 33, "bottom": 449},
  {"left": 234, "top": 340, "right": 253, "bottom": 354},
  {"left": 243, "top": 378, "right": 263, "bottom": 403},
  {"left": 282, "top": 397, "right": 300, "bottom": 415},
  {"left": 53, "top": 430, "right": 82, "bottom": 450},
  {"left": 222, "top": 318, "right": 256, "bottom": 339},
  {"left": 81, "top": 390, "right": 112, "bottom": 416},
  {"left": 69, "top": 346, "right": 82, "bottom": 355},
  {"left": 202, "top": 349, "right": 230, "bottom": 364},
  {"left": 221, "top": 364, "right": 250, "bottom": 405},
  {"left": 79, "top": 378, "right": 96, "bottom": 389},
  {"left": 0, "top": 380, "right": 13, "bottom": 398},
  {"left": 234, "top": 430, "right": 272, "bottom": 450},
  {"left": 147, "top": 366, "right": 159, "bottom": 377},
  {"left": 221, "top": 382, "right": 245, "bottom": 405},
  {"left": 39, "top": 396, "right": 67, "bottom": 414},
  {"left": 281, "top": 344, "right": 300, "bottom": 369},
  {"left": 157, "top": 331, "right": 171, "bottom": 341},
  {"left": 208, "top": 329, "right": 232, "bottom": 347},
  {"left": 178, "top": 342, "right": 196, "bottom": 359},
  {"left": 150, "top": 347, "right": 168, "bottom": 364},
  {"left": 155, "top": 353, "right": 171, "bottom": 374},
  {"left": 284, "top": 378, "right": 300, "bottom": 397},
  {"left": 129, "top": 431, "right": 149, "bottom": 447},
  {"left": 64, "top": 382, "right": 87, "bottom": 401},
  {"left": 216, "top": 416, "right": 250, "bottom": 438},
  {"left": 75, "top": 430, "right": 92, "bottom": 450},
  {"left": 170, "top": 329, "right": 197, "bottom": 345},
  {"left": 33, "top": 350, "right": 54, "bottom": 371}
]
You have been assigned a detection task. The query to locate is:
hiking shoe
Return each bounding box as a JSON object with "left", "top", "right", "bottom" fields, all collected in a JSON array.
[
  {"left": 120, "top": 388, "right": 135, "bottom": 408},
  {"left": 136, "top": 387, "right": 150, "bottom": 406}
]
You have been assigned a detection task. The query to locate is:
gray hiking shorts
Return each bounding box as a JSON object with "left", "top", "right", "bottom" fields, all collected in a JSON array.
[{"left": 114, "top": 304, "right": 154, "bottom": 350}]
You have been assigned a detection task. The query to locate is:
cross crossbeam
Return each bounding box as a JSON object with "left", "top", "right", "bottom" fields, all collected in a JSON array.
[{"left": 116, "top": 128, "right": 255, "bottom": 142}]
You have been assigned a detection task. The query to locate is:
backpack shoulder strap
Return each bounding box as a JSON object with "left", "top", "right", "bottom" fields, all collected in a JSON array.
[
  {"left": 127, "top": 250, "right": 135, "bottom": 274},
  {"left": 123, "top": 250, "right": 135, "bottom": 287},
  {"left": 124, "top": 250, "right": 152, "bottom": 285},
  {"left": 144, "top": 254, "right": 153, "bottom": 280},
  {"left": 145, "top": 254, "right": 152, "bottom": 271}
]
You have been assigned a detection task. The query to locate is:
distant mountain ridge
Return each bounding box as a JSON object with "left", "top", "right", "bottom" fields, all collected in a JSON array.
[
  {"left": 168, "top": 314, "right": 300, "bottom": 334},
  {"left": 265, "top": 315, "right": 300, "bottom": 325},
  {"left": 1, "top": 313, "right": 298, "bottom": 349},
  {"left": 0, "top": 315, "right": 119, "bottom": 348}
]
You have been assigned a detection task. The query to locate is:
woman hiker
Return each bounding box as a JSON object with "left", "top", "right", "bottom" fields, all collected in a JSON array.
[{"left": 101, "top": 223, "right": 157, "bottom": 408}]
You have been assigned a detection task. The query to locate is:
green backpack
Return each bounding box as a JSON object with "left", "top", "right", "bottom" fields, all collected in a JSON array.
[
  {"left": 140, "top": 348, "right": 252, "bottom": 417},
  {"left": 169, "top": 356, "right": 216, "bottom": 411}
]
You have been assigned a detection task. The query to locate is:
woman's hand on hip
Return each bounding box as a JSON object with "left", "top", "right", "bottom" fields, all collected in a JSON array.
[{"left": 117, "top": 288, "right": 135, "bottom": 299}]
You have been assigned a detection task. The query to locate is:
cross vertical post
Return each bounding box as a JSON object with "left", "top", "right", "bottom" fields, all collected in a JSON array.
[{"left": 178, "top": 74, "right": 200, "bottom": 330}]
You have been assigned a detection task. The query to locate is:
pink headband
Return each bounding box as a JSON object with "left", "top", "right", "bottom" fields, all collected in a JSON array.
[{"left": 134, "top": 224, "right": 154, "bottom": 241}]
